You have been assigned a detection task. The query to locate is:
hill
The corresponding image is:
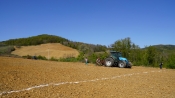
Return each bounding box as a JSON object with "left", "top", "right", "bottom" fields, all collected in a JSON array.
[
  {"left": 142, "top": 44, "right": 175, "bottom": 56},
  {"left": 153, "top": 44, "right": 175, "bottom": 53},
  {"left": 11, "top": 43, "right": 79, "bottom": 59},
  {"left": 0, "top": 34, "right": 107, "bottom": 54},
  {"left": 1, "top": 34, "right": 69, "bottom": 46},
  {"left": 143, "top": 44, "right": 175, "bottom": 50}
]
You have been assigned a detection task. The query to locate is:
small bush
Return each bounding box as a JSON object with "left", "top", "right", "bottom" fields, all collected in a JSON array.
[
  {"left": 22, "top": 55, "right": 32, "bottom": 59},
  {"left": 58, "top": 57, "right": 78, "bottom": 62},
  {"left": 166, "top": 64, "right": 175, "bottom": 69},
  {"left": 37, "top": 55, "right": 47, "bottom": 60},
  {"left": 50, "top": 57, "right": 58, "bottom": 61}
]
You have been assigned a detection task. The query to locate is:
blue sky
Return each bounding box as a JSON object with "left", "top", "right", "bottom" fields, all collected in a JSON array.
[{"left": 0, "top": 0, "right": 175, "bottom": 48}]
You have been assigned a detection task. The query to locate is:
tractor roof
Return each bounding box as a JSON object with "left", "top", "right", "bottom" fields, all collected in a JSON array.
[{"left": 110, "top": 51, "right": 121, "bottom": 53}]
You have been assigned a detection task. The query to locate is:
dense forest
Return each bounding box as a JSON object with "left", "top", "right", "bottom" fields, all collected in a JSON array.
[{"left": 0, "top": 34, "right": 175, "bottom": 69}]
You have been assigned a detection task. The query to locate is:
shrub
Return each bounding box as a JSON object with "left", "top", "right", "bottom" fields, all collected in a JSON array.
[
  {"left": 22, "top": 55, "right": 32, "bottom": 59},
  {"left": 166, "top": 64, "right": 175, "bottom": 69},
  {"left": 50, "top": 57, "right": 58, "bottom": 61},
  {"left": 166, "top": 54, "right": 175, "bottom": 69},
  {"left": 0, "top": 46, "right": 15, "bottom": 55},
  {"left": 37, "top": 55, "right": 47, "bottom": 60},
  {"left": 58, "top": 57, "right": 78, "bottom": 62}
]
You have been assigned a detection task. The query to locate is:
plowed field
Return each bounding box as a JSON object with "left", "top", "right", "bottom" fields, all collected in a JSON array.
[{"left": 0, "top": 57, "right": 175, "bottom": 98}]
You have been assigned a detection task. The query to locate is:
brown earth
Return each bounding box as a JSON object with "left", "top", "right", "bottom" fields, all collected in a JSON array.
[
  {"left": 11, "top": 43, "right": 79, "bottom": 59},
  {"left": 0, "top": 57, "right": 175, "bottom": 98}
]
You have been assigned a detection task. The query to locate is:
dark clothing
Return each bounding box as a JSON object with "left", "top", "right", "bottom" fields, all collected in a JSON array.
[
  {"left": 159, "top": 63, "right": 163, "bottom": 69},
  {"left": 33, "top": 56, "right": 37, "bottom": 60}
]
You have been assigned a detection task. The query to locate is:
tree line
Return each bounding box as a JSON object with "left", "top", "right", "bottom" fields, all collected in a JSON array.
[{"left": 110, "top": 37, "right": 175, "bottom": 69}]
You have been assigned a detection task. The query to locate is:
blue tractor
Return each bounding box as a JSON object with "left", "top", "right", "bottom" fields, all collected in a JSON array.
[{"left": 104, "top": 51, "right": 132, "bottom": 68}]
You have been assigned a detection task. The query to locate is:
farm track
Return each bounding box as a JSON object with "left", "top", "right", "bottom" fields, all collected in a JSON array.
[{"left": 0, "top": 57, "right": 175, "bottom": 98}]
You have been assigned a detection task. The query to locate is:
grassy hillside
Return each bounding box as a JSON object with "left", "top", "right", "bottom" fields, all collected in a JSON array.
[
  {"left": 0, "top": 34, "right": 107, "bottom": 63},
  {"left": 142, "top": 44, "right": 175, "bottom": 51},
  {"left": 153, "top": 45, "right": 175, "bottom": 53},
  {"left": 12, "top": 43, "right": 79, "bottom": 59}
]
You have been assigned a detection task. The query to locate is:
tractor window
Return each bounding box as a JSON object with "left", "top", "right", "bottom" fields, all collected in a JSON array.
[
  {"left": 111, "top": 53, "right": 117, "bottom": 57},
  {"left": 117, "top": 53, "right": 122, "bottom": 57},
  {"left": 111, "top": 52, "right": 122, "bottom": 57}
]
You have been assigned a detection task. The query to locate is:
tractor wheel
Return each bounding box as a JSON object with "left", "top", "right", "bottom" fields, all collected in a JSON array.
[
  {"left": 128, "top": 62, "right": 132, "bottom": 68},
  {"left": 118, "top": 61, "right": 126, "bottom": 68},
  {"left": 105, "top": 58, "right": 114, "bottom": 67}
]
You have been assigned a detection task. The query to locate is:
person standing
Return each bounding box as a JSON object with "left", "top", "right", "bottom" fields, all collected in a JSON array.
[
  {"left": 85, "top": 57, "right": 88, "bottom": 65},
  {"left": 159, "top": 62, "right": 163, "bottom": 69}
]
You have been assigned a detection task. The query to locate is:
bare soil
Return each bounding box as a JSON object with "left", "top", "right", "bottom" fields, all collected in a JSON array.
[{"left": 0, "top": 57, "right": 175, "bottom": 98}]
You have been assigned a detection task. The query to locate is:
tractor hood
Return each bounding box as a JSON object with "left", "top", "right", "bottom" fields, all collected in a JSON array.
[{"left": 119, "top": 57, "right": 128, "bottom": 61}]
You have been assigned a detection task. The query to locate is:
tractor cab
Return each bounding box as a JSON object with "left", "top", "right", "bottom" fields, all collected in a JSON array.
[{"left": 110, "top": 51, "right": 122, "bottom": 61}]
